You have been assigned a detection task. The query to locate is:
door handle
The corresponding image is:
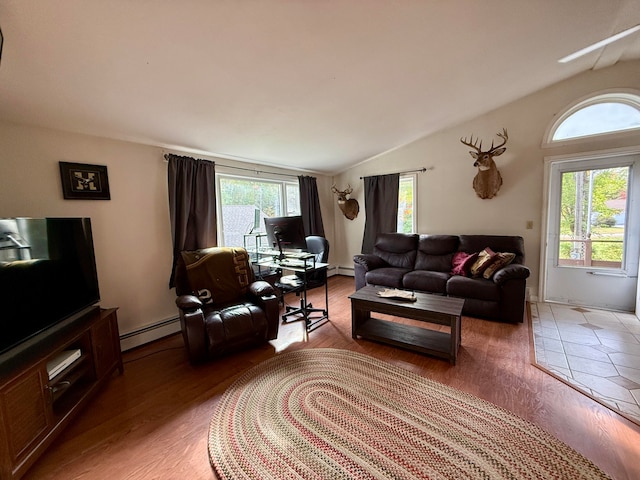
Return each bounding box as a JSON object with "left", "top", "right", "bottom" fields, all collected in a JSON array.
[{"left": 586, "top": 271, "right": 627, "bottom": 277}]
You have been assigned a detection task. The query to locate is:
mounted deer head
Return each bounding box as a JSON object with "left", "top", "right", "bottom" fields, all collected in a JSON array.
[
  {"left": 460, "top": 128, "right": 508, "bottom": 199},
  {"left": 331, "top": 184, "right": 359, "bottom": 220}
]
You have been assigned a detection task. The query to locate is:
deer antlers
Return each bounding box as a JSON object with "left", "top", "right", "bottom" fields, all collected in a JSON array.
[
  {"left": 331, "top": 184, "right": 353, "bottom": 196},
  {"left": 460, "top": 128, "right": 508, "bottom": 155}
]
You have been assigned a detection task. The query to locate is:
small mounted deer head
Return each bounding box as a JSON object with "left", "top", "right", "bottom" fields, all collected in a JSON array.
[
  {"left": 460, "top": 128, "right": 508, "bottom": 199},
  {"left": 331, "top": 184, "right": 359, "bottom": 220}
]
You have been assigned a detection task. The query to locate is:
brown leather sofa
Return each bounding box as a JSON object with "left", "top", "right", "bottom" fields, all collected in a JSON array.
[
  {"left": 353, "top": 233, "right": 530, "bottom": 323},
  {"left": 174, "top": 247, "right": 280, "bottom": 363}
]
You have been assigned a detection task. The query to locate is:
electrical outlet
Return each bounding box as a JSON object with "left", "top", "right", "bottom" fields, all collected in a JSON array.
[{"left": 526, "top": 221, "right": 533, "bottom": 230}]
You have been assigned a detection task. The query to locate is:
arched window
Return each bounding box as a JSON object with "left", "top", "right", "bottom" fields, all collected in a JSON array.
[{"left": 548, "top": 92, "right": 640, "bottom": 143}]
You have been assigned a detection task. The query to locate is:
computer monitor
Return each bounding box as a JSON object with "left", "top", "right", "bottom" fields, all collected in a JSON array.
[{"left": 264, "top": 216, "right": 307, "bottom": 257}]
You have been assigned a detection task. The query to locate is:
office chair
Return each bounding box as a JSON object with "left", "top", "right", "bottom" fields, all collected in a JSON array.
[{"left": 279, "top": 235, "right": 329, "bottom": 330}]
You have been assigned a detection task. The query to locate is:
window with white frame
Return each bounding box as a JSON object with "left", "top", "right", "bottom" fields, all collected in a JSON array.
[
  {"left": 397, "top": 174, "right": 416, "bottom": 233},
  {"left": 549, "top": 92, "right": 640, "bottom": 142},
  {"left": 218, "top": 175, "right": 300, "bottom": 248}
]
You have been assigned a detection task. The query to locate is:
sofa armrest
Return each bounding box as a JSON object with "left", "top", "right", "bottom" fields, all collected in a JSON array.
[
  {"left": 493, "top": 264, "right": 530, "bottom": 285},
  {"left": 353, "top": 254, "right": 387, "bottom": 272}
]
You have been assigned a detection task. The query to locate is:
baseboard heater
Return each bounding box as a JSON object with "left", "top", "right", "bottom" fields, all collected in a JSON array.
[
  {"left": 119, "top": 316, "right": 181, "bottom": 351},
  {"left": 337, "top": 266, "right": 355, "bottom": 276}
]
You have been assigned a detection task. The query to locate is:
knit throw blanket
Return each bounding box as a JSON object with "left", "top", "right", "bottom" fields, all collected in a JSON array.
[{"left": 208, "top": 348, "right": 610, "bottom": 480}]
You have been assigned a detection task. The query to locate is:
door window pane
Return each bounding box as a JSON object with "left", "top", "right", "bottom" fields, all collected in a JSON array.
[{"left": 558, "top": 167, "right": 628, "bottom": 268}]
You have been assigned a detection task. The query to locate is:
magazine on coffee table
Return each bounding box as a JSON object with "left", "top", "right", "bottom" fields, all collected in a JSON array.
[{"left": 376, "top": 288, "right": 417, "bottom": 301}]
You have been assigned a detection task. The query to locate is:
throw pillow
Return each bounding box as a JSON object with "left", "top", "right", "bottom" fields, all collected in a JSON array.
[
  {"left": 461, "top": 252, "right": 479, "bottom": 276},
  {"left": 469, "top": 247, "right": 497, "bottom": 277},
  {"left": 451, "top": 252, "right": 470, "bottom": 276},
  {"left": 482, "top": 252, "right": 516, "bottom": 279},
  {"left": 451, "top": 252, "right": 479, "bottom": 276}
]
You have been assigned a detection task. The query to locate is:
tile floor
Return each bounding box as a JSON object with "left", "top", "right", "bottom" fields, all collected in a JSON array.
[{"left": 531, "top": 302, "right": 640, "bottom": 424}]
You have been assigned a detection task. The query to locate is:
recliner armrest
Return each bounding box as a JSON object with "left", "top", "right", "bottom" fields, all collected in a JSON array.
[
  {"left": 176, "top": 294, "right": 203, "bottom": 311},
  {"left": 353, "top": 254, "right": 387, "bottom": 272},
  {"left": 248, "top": 280, "right": 276, "bottom": 299},
  {"left": 493, "top": 264, "right": 530, "bottom": 285},
  {"left": 247, "top": 280, "right": 279, "bottom": 340},
  {"left": 175, "top": 295, "right": 207, "bottom": 364}
]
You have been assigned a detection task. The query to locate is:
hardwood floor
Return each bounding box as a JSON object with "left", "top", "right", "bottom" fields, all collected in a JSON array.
[{"left": 23, "top": 276, "right": 640, "bottom": 480}]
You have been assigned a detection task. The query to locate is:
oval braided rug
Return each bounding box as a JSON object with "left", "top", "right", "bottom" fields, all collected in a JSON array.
[{"left": 208, "top": 348, "right": 610, "bottom": 479}]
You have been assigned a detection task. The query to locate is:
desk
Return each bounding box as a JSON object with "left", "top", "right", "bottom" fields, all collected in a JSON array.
[{"left": 255, "top": 257, "right": 329, "bottom": 331}]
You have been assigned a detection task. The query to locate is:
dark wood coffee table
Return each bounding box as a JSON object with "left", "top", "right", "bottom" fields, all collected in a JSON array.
[{"left": 349, "top": 285, "right": 465, "bottom": 364}]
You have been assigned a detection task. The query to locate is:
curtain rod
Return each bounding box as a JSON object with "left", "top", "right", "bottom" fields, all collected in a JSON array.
[
  {"left": 217, "top": 163, "right": 300, "bottom": 179},
  {"left": 359, "top": 166, "right": 432, "bottom": 179},
  {"left": 163, "top": 154, "right": 300, "bottom": 179}
]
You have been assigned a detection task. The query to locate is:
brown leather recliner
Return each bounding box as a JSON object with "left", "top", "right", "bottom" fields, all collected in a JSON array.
[{"left": 174, "top": 246, "right": 279, "bottom": 363}]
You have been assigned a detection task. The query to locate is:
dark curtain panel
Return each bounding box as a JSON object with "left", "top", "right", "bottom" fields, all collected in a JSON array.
[
  {"left": 166, "top": 154, "right": 217, "bottom": 288},
  {"left": 298, "top": 175, "right": 325, "bottom": 237},
  {"left": 361, "top": 173, "right": 400, "bottom": 254}
]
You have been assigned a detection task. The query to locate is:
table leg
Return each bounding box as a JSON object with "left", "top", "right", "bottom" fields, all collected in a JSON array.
[
  {"left": 351, "top": 302, "right": 370, "bottom": 339},
  {"left": 449, "top": 314, "right": 461, "bottom": 365}
]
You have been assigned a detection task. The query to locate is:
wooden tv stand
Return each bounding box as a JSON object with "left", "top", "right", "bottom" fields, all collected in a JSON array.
[{"left": 0, "top": 308, "right": 122, "bottom": 480}]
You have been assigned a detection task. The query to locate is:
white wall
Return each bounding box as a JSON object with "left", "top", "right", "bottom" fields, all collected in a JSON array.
[
  {"left": 2, "top": 60, "right": 638, "bottom": 346},
  {"left": 0, "top": 123, "right": 334, "bottom": 348},
  {"left": 332, "top": 60, "right": 640, "bottom": 300}
]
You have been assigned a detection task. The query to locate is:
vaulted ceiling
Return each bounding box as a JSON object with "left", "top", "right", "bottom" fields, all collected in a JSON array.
[{"left": 0, "top": 1, "right": 639, "bottom": 174}]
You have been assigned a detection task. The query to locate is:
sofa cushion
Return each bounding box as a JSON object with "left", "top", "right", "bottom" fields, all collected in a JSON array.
[
  {"left": 447, "top": 275, "right": 500, "bottom": 302},
  {"left": 204, "top": 302, "right": 268, "bottom": 355},
  {"left": 418, "top": 234, "right": 459, "bottom": 254},
  {"left": 365, "top": 267, "right": 409, "bottom": 289},
  {"left": 373, "top": 233, "right": 418, "bottom": 268},
  {"left": 482, "top": 252, "right": 516, "bottom": 279},
  {"left": 414, "top": 235, "right": 459, "bottom": 272},
  {"left": 403, "top": 270, "right": 449, "bottom": 294},
  {"left": 415, "top": 252, "right": 454, "bottom": 272}
]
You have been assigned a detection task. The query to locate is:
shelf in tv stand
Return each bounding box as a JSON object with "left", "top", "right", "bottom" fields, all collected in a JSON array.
[
  {"left": 48, "top": 353, "right": 92, "bottom": 405},
  {"left": 0, "top": 308, "right": 122, "bottom": 480}
]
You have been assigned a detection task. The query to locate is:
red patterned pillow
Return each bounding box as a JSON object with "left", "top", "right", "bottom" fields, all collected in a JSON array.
[
  {"left": 469, "top": 247, "right": 497, "bottom": 277},
  {"left": 451, "top": 251, "right": 479, "bottom": 276}
]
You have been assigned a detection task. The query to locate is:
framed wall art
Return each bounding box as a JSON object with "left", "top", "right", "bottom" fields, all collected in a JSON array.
[{"left": 59, "top": 162, "right": 111, "bottom": 200}]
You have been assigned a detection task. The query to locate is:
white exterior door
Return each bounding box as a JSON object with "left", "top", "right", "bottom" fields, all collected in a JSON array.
[{"left": 544, "top": 153, "right": 640, "bottom": 311}]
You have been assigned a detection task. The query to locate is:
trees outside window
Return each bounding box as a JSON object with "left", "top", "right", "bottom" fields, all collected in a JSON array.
[
  {"left": 218, "top": 175, "right": 300, "bottom": 248},
  {"left": 397, "top": 174, "right": 416, "bottom": 233},
  {"left": 559, "top": 167, "right": 628, "bottom": 267}
]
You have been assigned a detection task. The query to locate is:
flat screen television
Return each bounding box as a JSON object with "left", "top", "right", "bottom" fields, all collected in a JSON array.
[
  {"left": 264, "top": 216, "right": 307, "bottom": 254},
  {"left": 0, "top": 218, "right": 100, "bottom": 359}
]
